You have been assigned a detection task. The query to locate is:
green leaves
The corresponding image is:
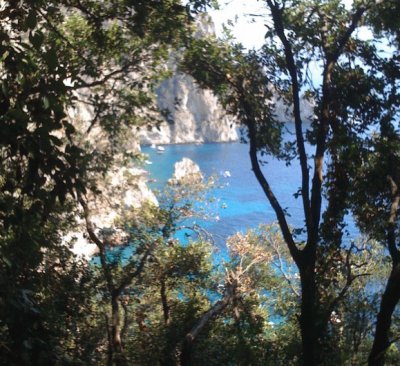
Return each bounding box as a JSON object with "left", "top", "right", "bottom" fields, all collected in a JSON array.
[
  {"left": 29, "top": 31, "right": 44, "bottom": 50},
  {"left": 42, "top": 96, "right": 50, "bottom": 110},
  {"left": 44, "top": 49, "right": 58, "bottom": 70},
  {"left": 0, "top": 1, "right": 223, "bottom": 364},
  {"left": 25, "top": 10, "right": 38, "bottom": 30}
]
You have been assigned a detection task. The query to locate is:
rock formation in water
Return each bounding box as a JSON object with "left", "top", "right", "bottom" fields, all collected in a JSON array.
[
  {"left": 71, "top": 158, "right": 203, "bottom": 258},
  {"left": 70, "top": 165, "right": 158, "bottom": 258},
  {"left": 168, "top": 157, "right": 203, "bottom": 185}
]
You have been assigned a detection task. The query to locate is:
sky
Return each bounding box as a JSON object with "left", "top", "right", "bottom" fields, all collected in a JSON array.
[
  {"left": 208, "top": 0, "right": 373, "bottom": 50},
  {"left": 209, "top": 0, "right": 268, "bottom": 49},
  {"left": 207, "top": 0, "right": 382, "bottom": 89}
]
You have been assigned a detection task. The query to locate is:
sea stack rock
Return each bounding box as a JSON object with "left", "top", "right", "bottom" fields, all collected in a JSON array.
[{"left": 168, "top": 158, "right": 203, "bottom": 185}]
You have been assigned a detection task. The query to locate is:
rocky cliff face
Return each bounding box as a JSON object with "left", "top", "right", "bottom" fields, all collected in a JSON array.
[
  {"left": 138, "top": 72, "right": 239, "bottom": 145},
  {"left": 272, "top": 95, "right": 315, "bottom": 124},
  {"left": 138, "top": 14, "right": 239, "bottom": 145},
  {"left": 137, "top": 73, "right": 315, "bottom": 145}
]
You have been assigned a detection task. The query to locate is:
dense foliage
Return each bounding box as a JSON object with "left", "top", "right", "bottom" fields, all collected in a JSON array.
[
  {"left": 182, "top": 0, "right": 400, "bottom": 365},
  {"left": 1, "top": 0, "right": 400, "bottom": 365}
]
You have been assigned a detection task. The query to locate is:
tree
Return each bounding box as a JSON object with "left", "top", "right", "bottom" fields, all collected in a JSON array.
[
  {"left": 182, "top": 0, "right": 394, "bottom": 363},
  {"left": 1, "top": 0, "right": 212, "bottom": 364},
  {"left": 350, "top": 132, "right": 400, "bottom": 365},
  {"left": 78, "top": 159, "right": 218, "bottom": 364},
  {"left": 178, "top": 224, "right": 302, "bottom": 365},
  {"left": 4, "top": 1, "right": 400, "bottom": 364}
]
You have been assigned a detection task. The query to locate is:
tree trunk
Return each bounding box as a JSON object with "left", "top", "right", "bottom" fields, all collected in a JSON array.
[
  {"left": 180, "top": 294, "right": 232, "bottom": 366},
  {"left": 160, "top": 278, "right": 170, "bottom": 325},
  {"left": 110, "top": 293, "right": 126, "bottom": 366},
  {"left": 368, "top": 264, "right": 400, "bottom": 366},
  {"left": 298, "top": 257, "right": 317, "bottom": 366}
]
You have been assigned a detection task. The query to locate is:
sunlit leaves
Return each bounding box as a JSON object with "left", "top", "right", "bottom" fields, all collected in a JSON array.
[{"left": 0, "top": 1, "right": 216, "bottom": 363}]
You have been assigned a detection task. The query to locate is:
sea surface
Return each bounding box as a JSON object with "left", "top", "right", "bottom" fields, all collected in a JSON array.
[
  {"left": 143, "top": 131, "right": 312, "bottom": 248},
  {"left": 143, "top": 141, "right": 298, "bottom": 246},
  {"left": 142, "top": 126, "right": 358, "bottom": 249}
]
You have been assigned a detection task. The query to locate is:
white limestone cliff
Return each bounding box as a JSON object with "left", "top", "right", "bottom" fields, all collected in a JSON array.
[
  {"left": 138, "top": 75, "right": 315, "bottom": 146},
  {"left": 138, "top": 14, "right": 239, "bottom": 145},
  {"left": 71, "top": 158, "right": 204, "bottom": 258},
  {"left": 272, "top": 95, "right": 315, "bottom": 124},
  {"left": 139, "top": 72, "right": 239, "bottom": 145},
  {"left": 69, "top": 166, "right": 159, "bottom": 259}
]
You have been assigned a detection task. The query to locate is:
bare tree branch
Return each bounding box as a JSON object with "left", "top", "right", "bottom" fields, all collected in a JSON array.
[
  {"left": 73, "top": 64, "right": 132, "bottom": 90},
  {"left": 114, "top": 243, "right": 154, "bottom": 296},
  {"left": 79, "top": 197, "right": 115, "bottom": 293},
  {"left": 271, "top": 248, "right": 300, "bottom": 297}
]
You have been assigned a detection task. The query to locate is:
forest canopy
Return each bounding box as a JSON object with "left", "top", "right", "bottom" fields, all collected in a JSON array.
[{"left": 1, "top": 1, "right": 400, "bottom": 365}]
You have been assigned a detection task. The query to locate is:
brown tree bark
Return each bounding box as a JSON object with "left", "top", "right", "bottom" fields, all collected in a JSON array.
[
  {"left": 369, "top": 175, "right": 400, "bottom": 365},
  {"left": 110, "top": 292, "right": 126, "bottom": 366},
  {"left": 180, "top": 295, "right": 232, "bottom": 366},
  {"left": 80, "top": 197, "right": 152, "bottom": 366},
  {"left": 251, "top": 2, "right": 368, "bottom": 364},
  {"left": 160, "top": 278, "right": 170, "bottom": 325},
  {"left": 298, "top": 256, "right": 318, "bottom": 365},
  {"left": 368, "top": 264, "right": 400, "bottom": 366}
]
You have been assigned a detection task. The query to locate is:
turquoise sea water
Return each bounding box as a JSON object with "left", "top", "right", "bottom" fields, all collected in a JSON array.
[
  {"left": 142, "top": 128, "right": 358, "bottom": 248},
  {"left": 142, "top": 140, "right": 308, "bottom": 248}
]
